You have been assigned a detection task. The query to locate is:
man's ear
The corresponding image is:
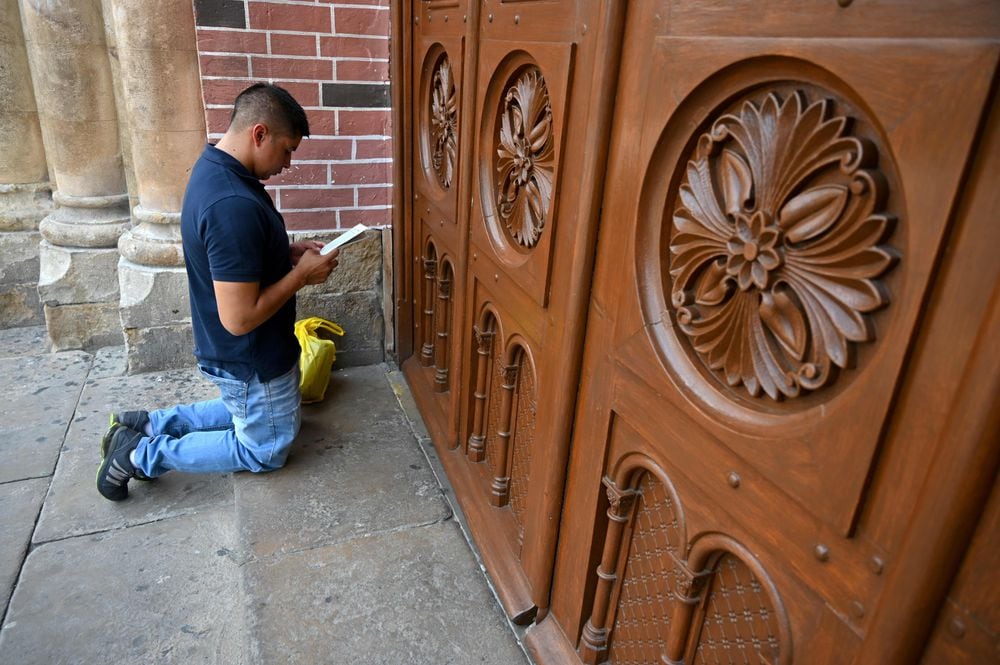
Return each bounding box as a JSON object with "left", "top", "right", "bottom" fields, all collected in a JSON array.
[{"left": 251, "top": 123, "right": 267, "bottom": 147}]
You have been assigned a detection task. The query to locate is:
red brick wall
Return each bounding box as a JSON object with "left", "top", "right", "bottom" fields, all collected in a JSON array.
[{"left": 192, "top": 0, "right": 391, "bottom": 231}]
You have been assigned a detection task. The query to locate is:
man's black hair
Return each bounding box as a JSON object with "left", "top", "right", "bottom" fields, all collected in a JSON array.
[{"left": 229, "top": 83, "right": 310, "bottom": 138}]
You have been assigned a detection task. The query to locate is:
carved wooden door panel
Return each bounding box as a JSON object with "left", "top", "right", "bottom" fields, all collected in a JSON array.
[
  {"left": 429, "top": 0, "right": 624, "bottom": 623},
  {"left": 402, "top": 0, "right": 475, "bottom": 443},
  {"left": 528, "top": 2, "right": 999, "bottom": 663}
]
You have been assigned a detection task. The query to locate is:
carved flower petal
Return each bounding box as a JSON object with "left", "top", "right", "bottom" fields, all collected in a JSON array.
[
  {"left": 780, "top": 185, "right": 848, "bottom": 243},
  {"left": 738, "top": 262, "right": 754, "bottom": 291},
  {"left": 694, "top": 260, "right": 731, "bottom": 306},
  {"left": 751, "top": 261, "right": 769, "bottom": 289},
  {"left": 760, "top": 290, "right": 807, "bottom": 361},
  {"left": 720, "top": 149, "right": 753, "bottom": 217},
  {"left": 758, "top": 249, "right": 781, "bottom": 271},
  {"left": 726, "top": 254, "right": 746, "bottom": 278}
]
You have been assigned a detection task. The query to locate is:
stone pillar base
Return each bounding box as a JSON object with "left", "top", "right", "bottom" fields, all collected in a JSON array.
[
  {"left": 37, "top": 242, "right": 121, "bottom": 350},
  {"left": 119, "top": 259, "right": 192, "bottom": 373},
  {"left": 0, "top": 183, "right": 52, "bottom": 328},
  {"left": 44, "top": 301, "right": 123, "bottom": 351},
  {"left": 0, "top": 230, "right": 43, "bottom": 327},
  {"left": 38, "top": 242, "right": 120, "bottom": 305}
]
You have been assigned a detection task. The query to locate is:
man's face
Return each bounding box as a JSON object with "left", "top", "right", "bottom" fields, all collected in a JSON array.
[{"left": 255, "top": 127, "right": 301, "bottom": 180}]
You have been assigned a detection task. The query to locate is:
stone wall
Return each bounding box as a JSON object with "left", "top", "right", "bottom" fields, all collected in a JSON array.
[{"left": 292, "top": 228, "right": 386, "bottom": 367}]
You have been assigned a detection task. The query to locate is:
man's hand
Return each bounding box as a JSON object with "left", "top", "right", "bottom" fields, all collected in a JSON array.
[
  {"left": 294, "top": 247, "right": 339, "bottom": 285},
  {"left": 289, "top": 240, "right": 325, "bottom": 266}
]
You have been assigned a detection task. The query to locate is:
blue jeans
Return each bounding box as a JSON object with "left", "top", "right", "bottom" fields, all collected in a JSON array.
[{"left": 133, "top": 364, "right": 301, "bottom": 477}]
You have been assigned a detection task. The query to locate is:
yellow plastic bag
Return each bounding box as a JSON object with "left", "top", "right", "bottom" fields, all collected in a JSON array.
[{"left": 294, "top": 317, "right": 345, "bottom": 403}]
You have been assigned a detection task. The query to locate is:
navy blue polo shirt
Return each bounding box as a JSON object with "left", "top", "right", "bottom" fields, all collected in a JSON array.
[{"left": 180, "top": 144, "right": 299, "bottom": 382}]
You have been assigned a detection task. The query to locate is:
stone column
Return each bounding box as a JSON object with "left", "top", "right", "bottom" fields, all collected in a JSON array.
[
  {"left": 107, "top": 0, "right": 205, "bottom": 372},
  {"left": 0, "top": 0, "right": 50, "bottom": 328},
  {"left": 19, "top": 0, "right": 129, "bottom": 350}
]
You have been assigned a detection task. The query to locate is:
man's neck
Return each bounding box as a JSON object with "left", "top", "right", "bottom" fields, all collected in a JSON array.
[{"left": 215, "top": 132, "right": 255, "bottom": 175}]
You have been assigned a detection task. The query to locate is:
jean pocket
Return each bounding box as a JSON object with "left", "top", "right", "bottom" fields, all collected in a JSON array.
[{"left": 198, "top": 365, "right": 249, "bottom": 419}]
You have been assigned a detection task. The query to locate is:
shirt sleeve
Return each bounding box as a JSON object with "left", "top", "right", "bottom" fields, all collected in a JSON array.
[{"left": 201, "top": 196, "right": 268, "bottom": 283}]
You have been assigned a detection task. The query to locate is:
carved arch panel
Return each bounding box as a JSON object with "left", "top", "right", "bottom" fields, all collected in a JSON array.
[
  {"left": 419, "top": 241, "right": 439, "bottom": 367},
  {"left": 579, "top": 458, "right": 790, "bottom": 665},
  {"left": 416, "top": 238, "right": 456, "bottom": 395}
]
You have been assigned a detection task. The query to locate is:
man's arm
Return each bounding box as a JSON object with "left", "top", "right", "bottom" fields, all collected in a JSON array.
[{"left": 214, "top": 248, "right": 338, "bottom": 336}]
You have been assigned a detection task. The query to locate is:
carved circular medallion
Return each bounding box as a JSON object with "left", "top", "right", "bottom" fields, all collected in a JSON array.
[
  {"left": 663, "top": 85, "right": 897, "bottom": 402},
  {"left": 429, "top": 54, "right": 457, "bottom": 189},
  {"left": 492, "top": 66, "right": 554, "bottom": 249}
]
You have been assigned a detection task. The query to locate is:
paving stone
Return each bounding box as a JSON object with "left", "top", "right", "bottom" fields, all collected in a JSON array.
[
  {"left": 33, "top": 366, "right": 233, "bottom": 543},
  {"left": 235, "top": 364, "right": 450, "bottom": 559},
  {"left": 0, "top": 351, "right": 90, "bottom": 484},
  {"left": 244, "top": 521, "right": 528, "bottom": 665},
  {"left": 0, "top": 325, "right": 48, "bottom": 359},
  {"left": 89, "top": 345, "right": 127, "bottom": 379},
  {"left": 0, "top": 478, "right": 47, "bottom": 615},
  {"left": 0, "top": 509, "right": 250, "bottom": 665}
]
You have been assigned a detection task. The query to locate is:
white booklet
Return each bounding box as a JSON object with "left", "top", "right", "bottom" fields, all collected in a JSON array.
[{"left": 320, "top": 223, "right": 369, "bottom": 255}]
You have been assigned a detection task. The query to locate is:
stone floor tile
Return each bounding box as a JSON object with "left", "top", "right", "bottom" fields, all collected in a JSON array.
[
  {"left": 0, "top": 352, "right": 91, "bottom": 484},
  {"left": 0, "top": 326, "right": 48, "bottom": 360},
  {"left": 0, "top": 509, "right": 250, "bottom": 665},
  {"left": 33, "top": 365, "right": 233, "bottom": 543},
  {"left": 235, "top": 364, "right": 450, "bottom": 559},
  {"left": 0, "top": 478, "right": 48, "bottom": 615},
  {"left": 244, "top": 520, "right": 528, "bottom": 665}
]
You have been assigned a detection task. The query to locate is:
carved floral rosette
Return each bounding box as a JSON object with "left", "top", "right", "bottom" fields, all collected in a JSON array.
[
  {"left": 668, "top": 89, "right": 896, "bottom": 400},
  {"left": 429, "top": 55, "right": 458, "bottom": 189},
  {"left": 494, "top": 67, "right": 554, "bottom": 248}
]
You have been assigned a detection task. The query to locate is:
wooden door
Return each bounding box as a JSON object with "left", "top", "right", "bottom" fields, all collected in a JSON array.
[
  {"left": 526, "top": 2, "right": 1000, "bottom": 663},
  {"left": 401, "top": 0, "right": 475, "bottom": 444},
  {"left": 402, "top": 0, "right": 626, "bottom": 623}
]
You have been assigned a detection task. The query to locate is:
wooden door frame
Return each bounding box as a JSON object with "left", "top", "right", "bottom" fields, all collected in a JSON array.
[{"left": 390, "top": 0, "right": 412, "bottom": 361}]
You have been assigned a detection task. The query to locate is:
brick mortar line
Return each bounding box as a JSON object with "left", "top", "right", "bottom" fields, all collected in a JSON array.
[{"left": 198, "top": 29, "right": 389, "bottom": 41}]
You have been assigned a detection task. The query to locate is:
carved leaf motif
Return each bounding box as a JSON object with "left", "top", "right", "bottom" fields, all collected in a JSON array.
[
  {"left": 720, "top": 149, "right": 752, "bottom": 217},
  {"left": 430, "top": 56, "right": 458, "bottom": 189},
  {"left": 494, "top": 68, "right": 554, "bottom": 248},
  {"left": 781, "top": 185, "right": 848, "bottom": 243},
  {"left": 669, "top": 89, "right": 896, "bottom": 400},
  {"left": 760, "top": 290, "right": 807, "bottom": 361},
  {"left": 695, "top": 260, "right": 730, "bottom": 306}
]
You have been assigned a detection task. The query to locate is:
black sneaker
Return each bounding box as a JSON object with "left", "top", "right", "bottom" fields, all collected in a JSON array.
[
  {"left": 101, "top": 411, "right": 153, "bottom": 481},
  {"left": 96, "top": 424, "right": 142, "bottom": 501}
]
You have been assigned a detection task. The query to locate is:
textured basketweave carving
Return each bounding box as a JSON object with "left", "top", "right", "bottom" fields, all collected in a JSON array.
[
  {"left": 484, "top": 337, "right": 506, "bottom": 475},
  {"left": 494, "top": 67, "right": 554, "bottom": 248},
  {"left": 508, "top": 356, "right": 535, "bottom": 544},
  {"left": 691, "top": 554, "right": 781, "bottom": 664},
  {"left": 430, "top": 54, "right": 457, "bottom": 189},
  {"left": 608, "top": 473, "right": 685, "bottom": 664},
  {"left": 668, "top": 88, "right": 896, "bottom": 400}
]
